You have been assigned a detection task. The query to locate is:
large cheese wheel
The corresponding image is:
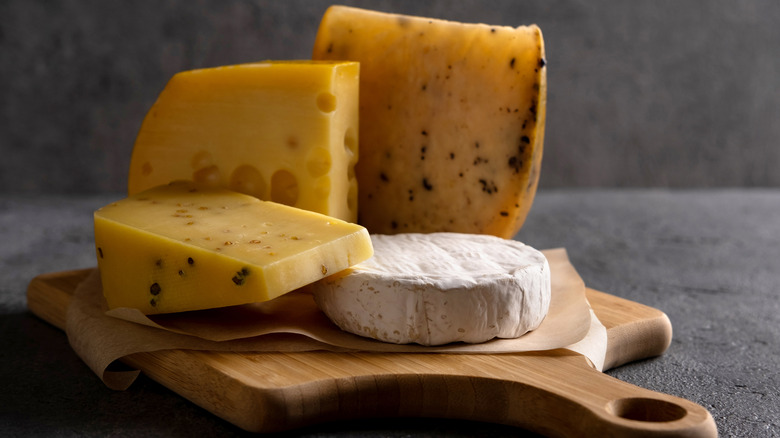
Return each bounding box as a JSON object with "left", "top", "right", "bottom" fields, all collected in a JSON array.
[
  {"left": 310, "top": 233, "right": 551, "bottom": 346},
  {"left": 313, "top": 6, "right": 547, "bottom": 238}
]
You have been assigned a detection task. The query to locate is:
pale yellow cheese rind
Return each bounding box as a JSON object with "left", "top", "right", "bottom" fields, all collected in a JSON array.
[
  {"left": 127, "top": 61, "right": 360, "bottom": 223},
  {"left": 94, "top": 181, "right": 373, "bottom": 314},
  {"left": 313, "top": 6, "right": 546, "bottom": 238}
]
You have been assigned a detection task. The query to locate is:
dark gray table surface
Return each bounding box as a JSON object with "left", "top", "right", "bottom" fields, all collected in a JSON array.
[{"left": 1, "top": 189, "right": 778, "bottom": 437}]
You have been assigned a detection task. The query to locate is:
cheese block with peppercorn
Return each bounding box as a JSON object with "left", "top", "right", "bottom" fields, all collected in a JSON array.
[
  {"left": 94, "top": 181, "right": 373, "bottom": 315},
  {"left": 312, "top": 6, "right": 546, "bottom": 238},
  {"left": 127, "top": 61, "right": 360, "bottom": 223}
]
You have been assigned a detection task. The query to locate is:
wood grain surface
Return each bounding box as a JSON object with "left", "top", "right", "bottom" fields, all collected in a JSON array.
[{"left": 27, "top": 269, "right": 717, "bottom": 437}]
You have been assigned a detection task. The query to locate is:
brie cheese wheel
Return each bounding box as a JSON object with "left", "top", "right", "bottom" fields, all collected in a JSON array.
[{"left": 310, "top": 233, "right": 551, "bottom": 346}]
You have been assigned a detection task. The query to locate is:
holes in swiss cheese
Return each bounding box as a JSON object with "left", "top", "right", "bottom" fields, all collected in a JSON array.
[
  {"left": 191, "top": 150, "right": 213, "bottom": 170},
  {"left": 344, "top": 128, "right": 357, "bottom": 157},
  {"left": 191, "top": 150, "right": 221, "bottom": 186},
  {"left": 193, "top": 165, "right": 221, "bottom": 186},
  {"left": 271, "top": 169, "right": 299, "bottom": 206},
  {"left": 229, "top": 165, "right": 266, "bottom": 199},
  {"left": 317, "top": 92, "right": 337, "bottom": 113},
  {"left": 344, "top": 128, "right": 358, "bottom": 181}
]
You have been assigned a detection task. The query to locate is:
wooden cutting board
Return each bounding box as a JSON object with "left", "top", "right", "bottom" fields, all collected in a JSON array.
[{"left": 27, "top": 269, "right": 717, "bottom": 437}]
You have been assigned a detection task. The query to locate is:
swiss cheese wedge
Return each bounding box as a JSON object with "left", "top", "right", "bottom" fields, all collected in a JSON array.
[
  {"left": 313, "top": 6, "right": 546, "bottom": 238},
  {"left": 94, "top": 181, "right": 373, "bottom": 314},
  {"left": 127, "top": 61, "right": 360, "bottom": 222}
]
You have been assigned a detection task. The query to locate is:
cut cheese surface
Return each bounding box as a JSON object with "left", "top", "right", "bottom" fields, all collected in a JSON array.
[
  {"left": 128, "top": 61, "right": 360, "bottom": 222},
  {"left": 313, "top": 6, "right": 546, "bottom": 238},
  {"left": 94, "top": 181, "right": 373, "bottom": 314},
  {"left": 310, "top": 233, "right": 551, "bottom": 346}
]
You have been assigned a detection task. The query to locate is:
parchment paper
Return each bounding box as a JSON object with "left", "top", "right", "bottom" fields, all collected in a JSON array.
[{"left": 66, "top": 248, "right": 607, "bottom": 390}]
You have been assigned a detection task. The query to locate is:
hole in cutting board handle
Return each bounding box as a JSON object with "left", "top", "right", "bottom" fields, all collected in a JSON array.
[{"left": 607, "top": 397, "right": 688, "bottom": 422}]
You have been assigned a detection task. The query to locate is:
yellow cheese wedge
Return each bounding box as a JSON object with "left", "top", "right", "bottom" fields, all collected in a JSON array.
[
  {"left": 127, "top": 61, "right": 360, "bottom": 223},
  {"left": 94, "top": 181, "right": 373, "bottom": 314},
  {"left": 312, "top": 6, "right": 546, "bottom": 238}
]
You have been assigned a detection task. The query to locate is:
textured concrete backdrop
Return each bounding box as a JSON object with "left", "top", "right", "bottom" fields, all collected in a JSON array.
[{"left": 2, "top": 0, "right": 779, "bottom": 194}]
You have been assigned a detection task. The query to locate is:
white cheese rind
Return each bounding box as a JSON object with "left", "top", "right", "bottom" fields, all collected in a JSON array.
[{"left": 310, "top": 233, "right": 551, "bottom": 346}]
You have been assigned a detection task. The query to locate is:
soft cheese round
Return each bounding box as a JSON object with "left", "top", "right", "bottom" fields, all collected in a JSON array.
[{"left": 310, "top": 233, "right": 551, "bottom": 346}]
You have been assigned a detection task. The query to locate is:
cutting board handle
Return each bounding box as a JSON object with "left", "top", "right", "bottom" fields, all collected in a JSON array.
[
  {"left": 252, "top": 353, "right": 718, "bottom": 436},
  {"left": 459, "top": 355, "right": 718, "bottom": 437}
]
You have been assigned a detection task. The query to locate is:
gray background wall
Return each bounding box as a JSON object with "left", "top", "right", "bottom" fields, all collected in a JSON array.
[{"left": 2, "top": 0, "right": 779, "bottom": 194}]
